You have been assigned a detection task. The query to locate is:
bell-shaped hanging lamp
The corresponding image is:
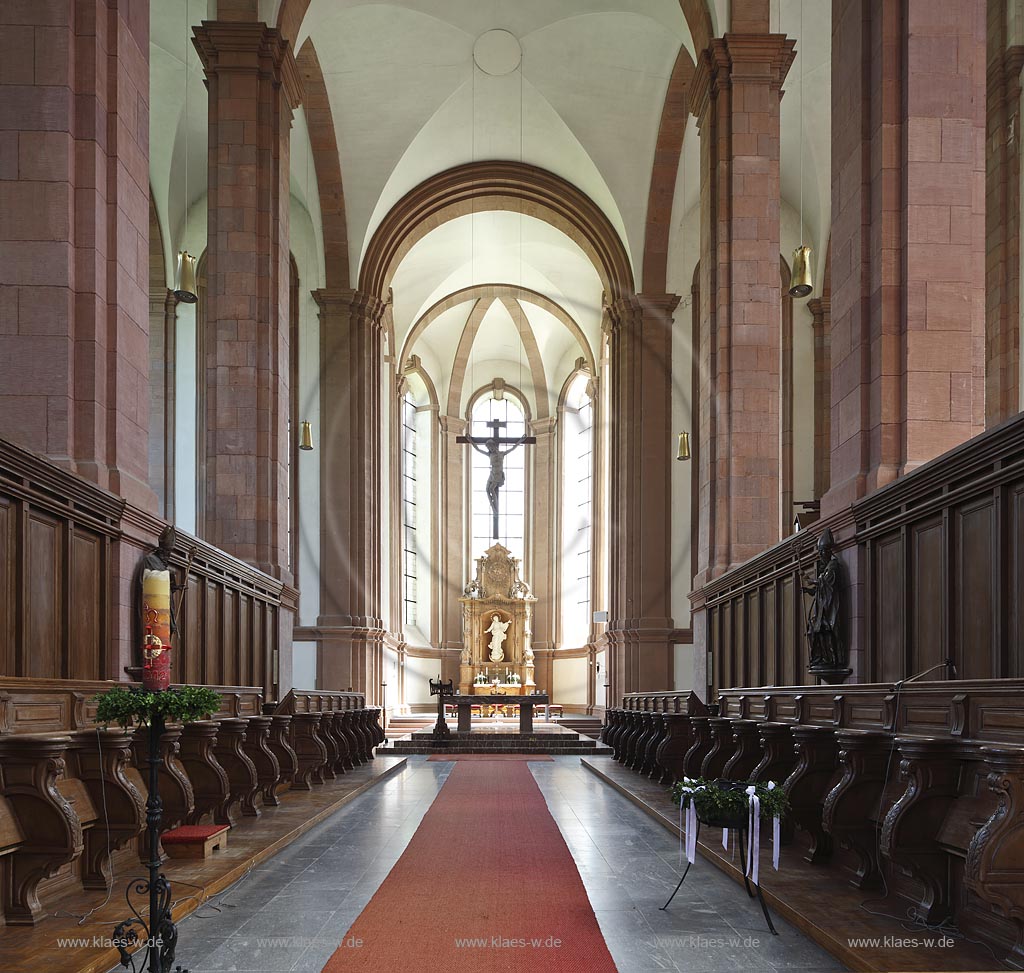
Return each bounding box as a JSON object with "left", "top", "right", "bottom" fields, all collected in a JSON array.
[
  {"left": 676, "top": 431, "right": 691, "bottom": 462},
  {"left": 299, "top": 420, "right": 314, "bottom": 451},
  {"left": 173, "top": 251, "right": 198, "bottom": 304},
  {"left": 789, "top": 245, "right": 813, "bottom": 298}
]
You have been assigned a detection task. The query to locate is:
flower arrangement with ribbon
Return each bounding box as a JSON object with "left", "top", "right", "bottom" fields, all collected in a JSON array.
[{"left": 671, "top": 777, "right": 788, "bottom": 882}]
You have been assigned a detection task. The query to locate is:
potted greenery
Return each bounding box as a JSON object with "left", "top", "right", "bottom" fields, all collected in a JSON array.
[
  {"left": 94, "top": 684, "right": 222, "bottom": 728},
  {"left": 93, "top": 683, "right": 221, "bottom": 973}
]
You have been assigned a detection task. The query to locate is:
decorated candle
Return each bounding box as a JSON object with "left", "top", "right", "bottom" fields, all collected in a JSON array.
[{"left": 142, "top": 567, "right": 172, "bottom": 690}]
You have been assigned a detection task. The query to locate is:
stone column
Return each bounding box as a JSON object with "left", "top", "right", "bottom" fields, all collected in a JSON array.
[
  {"left": 808, "top": 296, "right": 831, "bottom": 500},
  {"left": 148, "top": 288, "right": 177, "bottom": 519},
  {"left": 529, "top": 415, "right": 557, "bottom": 652},
  {"left": 690, "top": 30, "right": 794, "bottom": 581},
  {"left": 985, "top": 20, "right": 1024, "bottom": 425},
  {"left": 0, "top": 0, "right": 155, "bottom": 511},
  {"left": 825, "top": 0, "right": 986, "bottom": 516},
  {"left": 606, "top": 293, "right": 679, "bottom": 704},
  {"left": 193, "top": 22, "right": 302, "bottom": 579},
  {"left": 438, "top": 414, "right": 467, "bottom": 656},
  {"left": 314, "top": 288, "right": 386, "bottom": 694}
]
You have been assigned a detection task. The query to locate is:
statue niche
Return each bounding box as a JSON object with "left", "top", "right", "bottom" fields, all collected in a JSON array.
[{"left": 459, "top": 543, "right": 536, "bottom": 696}]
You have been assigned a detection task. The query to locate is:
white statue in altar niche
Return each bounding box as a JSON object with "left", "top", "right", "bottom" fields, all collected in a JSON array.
[{"left": 487, "top": 613, "right": 511, "bottom": 661}]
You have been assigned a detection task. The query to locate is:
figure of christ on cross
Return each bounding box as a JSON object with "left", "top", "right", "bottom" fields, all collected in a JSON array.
[{"left": 457, "top": 418, "right": 537, "bottom": 539}]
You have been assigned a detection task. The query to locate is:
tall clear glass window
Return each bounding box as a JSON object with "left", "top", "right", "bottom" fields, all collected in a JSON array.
[
  {"left": 401, "top": 393, "right": 418, "bottom": 627},
  {"left": 469, "top": 393, "right": 526, "bottom": 561},
  {"left": 561, "top": 375, "right": 593, "bottom": 646}
]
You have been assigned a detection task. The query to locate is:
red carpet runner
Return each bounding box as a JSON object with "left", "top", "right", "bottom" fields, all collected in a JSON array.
[{"left": 321, "top": 760, "right": 618, "bottom": 972}]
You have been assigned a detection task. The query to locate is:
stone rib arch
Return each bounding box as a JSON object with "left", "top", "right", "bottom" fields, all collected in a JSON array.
[
  {"left": 444, "top": 299, "right": 486, "bottom": 418},
  {"left": 498, "top": 297, "right": 549, "bottom": 420},
  {"left": 296, "top": 38, "right": 350, "bottom": 289},
  {"left": 359, "top": 161, "right": 635, "bottom": 302},
  {"left": 400, "top": 284, "right": 595, "bottom": 377},
  {"left": 643, "top": 43, "right": 695, "bottom": 293}
]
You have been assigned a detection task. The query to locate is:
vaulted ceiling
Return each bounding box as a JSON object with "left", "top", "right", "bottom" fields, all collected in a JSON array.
[{"left": 149, "top": 0, "right": 833, "bottom": 409}]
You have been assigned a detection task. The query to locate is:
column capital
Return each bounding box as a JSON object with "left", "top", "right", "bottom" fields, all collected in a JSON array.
[
  {"left": 439, "top": 415, "right": 467, "bottom": 436},
  {"left": 192, "top": 21, "right": 304, "bottom": 108},
  {"left": 807, "top": 296, "right": 831, "bottom": 332},
  {"left": 312, "top": 287, "right": 387, "bottom": 328},
  {"left": 690, "top": 33, "right": 795, "bottom": 119},
  {"left": 604, "top": 292, "right": 680, "bottom": 334}
]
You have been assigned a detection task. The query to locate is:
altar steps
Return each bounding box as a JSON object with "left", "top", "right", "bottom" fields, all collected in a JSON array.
[
  {"left": 388, "top": 727, "right": 612, "bottom": 755},
  {"left": 555, "top": 716, "right": 604, "bottom": 739},
  {"left": 383, "top": 716, "right": 434, "bottom": 739}
]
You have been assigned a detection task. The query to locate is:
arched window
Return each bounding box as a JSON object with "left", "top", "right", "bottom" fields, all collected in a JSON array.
[
  {"left": 469, "top": 392, "right": 527, "bottom": 561},
  {"left": 561, "top": 374, "right": 594, "bottom": 646},
  {"left": 401, "top": 391, "right": 419, "bottom": 627}
]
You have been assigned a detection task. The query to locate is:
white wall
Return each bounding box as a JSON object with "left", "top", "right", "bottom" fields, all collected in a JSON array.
[
  {"left": 552, "top": 655, "right": 588, "bottom": 706},
  {"left": 673, "top": 643, "right": 695, "bottom": 692},
  {"left": 405, "top": 655, "right": 437, "bottom": 706},
  {"left": 291, "top": 641, "right": 317, "bottom": 691}
]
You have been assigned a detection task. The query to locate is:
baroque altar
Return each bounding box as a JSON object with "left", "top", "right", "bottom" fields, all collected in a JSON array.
[{"left": 459, "top": 543, "right": 537, "bottom": 695}]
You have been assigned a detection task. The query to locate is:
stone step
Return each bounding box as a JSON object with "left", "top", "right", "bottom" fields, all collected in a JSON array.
[{"left": 384, "top": 745, "right": 614, "bottom": 755}]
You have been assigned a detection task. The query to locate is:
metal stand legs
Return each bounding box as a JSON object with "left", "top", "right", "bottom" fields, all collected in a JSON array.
[{"left": 660, "top": 819, "right": 779, "bottom": 936}]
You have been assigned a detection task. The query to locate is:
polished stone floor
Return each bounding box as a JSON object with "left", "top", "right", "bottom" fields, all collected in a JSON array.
[{"left": 138, "top": 757, "right": 845, "bottom": 973}]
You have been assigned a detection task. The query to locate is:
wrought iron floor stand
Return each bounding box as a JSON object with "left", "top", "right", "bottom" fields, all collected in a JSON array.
[
  {"left": 113, "top": 712, "right": 189, "bottom": 972},
  {"left": 660, "top": 819, "right": 778, "bottom": 936}
]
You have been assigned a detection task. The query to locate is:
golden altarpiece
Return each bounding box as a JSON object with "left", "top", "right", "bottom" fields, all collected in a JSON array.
[{"left": 459, "top": 543, "right": 537, "bottom": 695}]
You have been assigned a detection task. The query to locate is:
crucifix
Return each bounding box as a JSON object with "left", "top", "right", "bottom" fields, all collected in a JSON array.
[{"left": 457, "top": 419, "right": 536, "bottom": 539}]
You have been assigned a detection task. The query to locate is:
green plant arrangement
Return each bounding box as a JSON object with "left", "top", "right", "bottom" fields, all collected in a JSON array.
[
  {"left": 671, "top": 776, "right": 789, "bottom": 826},
  {"left": 94, "top": 684, "right": 222, "bottom": 728}
]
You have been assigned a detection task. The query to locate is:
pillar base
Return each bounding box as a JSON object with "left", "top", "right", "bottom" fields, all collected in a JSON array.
[{"left": 316, "top": 622, "right": 386, "bottom": 698}]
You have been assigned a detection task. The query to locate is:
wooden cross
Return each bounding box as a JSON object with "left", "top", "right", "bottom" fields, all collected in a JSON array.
[{"left": 456, "top": 419, "right": 537, "bottom": 539}]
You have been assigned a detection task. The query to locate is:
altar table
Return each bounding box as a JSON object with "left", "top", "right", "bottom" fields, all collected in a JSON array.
[{"left": 446, "top": 693, "right": 550, "bottom": 733}]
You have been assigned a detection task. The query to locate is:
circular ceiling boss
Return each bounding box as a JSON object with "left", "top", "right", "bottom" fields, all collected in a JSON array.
[{"left": 473, "top": 29, "right": 522, "bottom": 76}]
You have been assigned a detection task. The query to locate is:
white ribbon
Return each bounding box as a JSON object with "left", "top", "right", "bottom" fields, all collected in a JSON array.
[
  {"left": 745, "top": 786, "right": 761, "bottom": 885},
  {"left": 678, "top": 790, "right": 687, "bottom": 865},
  {"left": 722, "top": 827, "right": 729, "bottom": 850},
  {"left": 687, "top": 801, "right": 698, "bottom": 864},
  {"left": 768, "top": 781, "right": 780, "bottom": 871},
  {"left": 677, "top": 782, "right": 699, "bottom": 865}
]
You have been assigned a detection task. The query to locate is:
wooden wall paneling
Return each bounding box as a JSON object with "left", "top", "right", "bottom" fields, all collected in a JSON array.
[
  {"left": 69, "top": 531, "right": 103, "bottom": 681},
  {"left": 709, "top": 606, "right": 719, "bottom": 696},
  {"left": 721, "top": 602, "right": 733, "bottom": 690},
  {"left": 184, "top": 575, "right": 202, "bottom": 685},
  {"left": 764, "top": 581, "right": 777, "bottom": 686},
  {"left": 1012, "top": 481, "right": 1024, "bottom": 678},
  {"left": 911, "top": 517, "right": 945, "bottom": 678},
  {"left": 222, "top": 588, "right": 238, "bottom": 687},
  {"left": 253, "top": 602, "right": 263, "bottom": 694},
  {"left": 735, "top": 595, "right": 747, "bottom": 687},
  {"left": 238, "top": 594, "right": 252, "bottom": 688},
  {"left": 205, "top": 581, "right": 220, "bottom": 685},
  {"left": 24, "top": 509, "right": 62, "bottom": 679},
  {"left": 781, "top": 574, "right": 797, "bottom": 685},
  {"left": 267, "top": 604, "right": 277, "bottom": 696},
  {"left": 749, "top": 588, "right": 762, "bottom": 687},
  {"left": 955, "top": 496, "right": 997, "bottom": 680},
  {"left": 0, "top": 499, "right": 13, "bottom": 676},
  {"left": 874, "top": 532, "right": 905, "bottom": 684}
]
